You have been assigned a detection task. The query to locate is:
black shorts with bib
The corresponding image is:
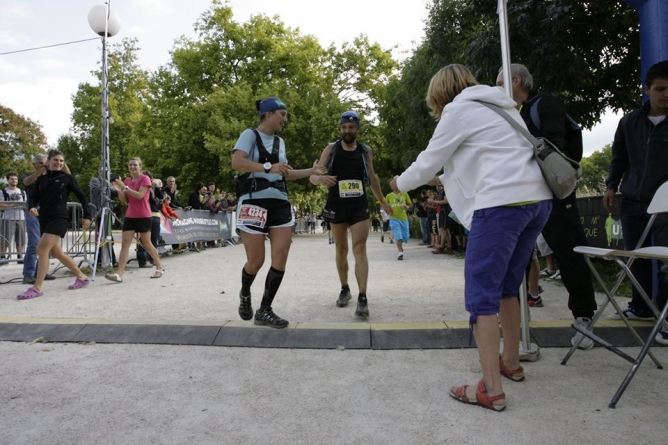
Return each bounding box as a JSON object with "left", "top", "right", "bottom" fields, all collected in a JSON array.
[{"left": 236, "top": 198, "right": 293, "bottom": 234}]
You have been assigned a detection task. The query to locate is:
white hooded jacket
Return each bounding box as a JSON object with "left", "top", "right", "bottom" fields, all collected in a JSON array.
[{"left": 396, "top": 85, "right": 552, "bottom": 230}]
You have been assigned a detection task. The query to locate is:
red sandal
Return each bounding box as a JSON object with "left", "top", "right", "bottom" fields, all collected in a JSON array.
[
  {"left": 449, "top": 379, "right": 506, "bottom": 412},
  {"left": 499, "top": 356, "right": 525, "bottom": 382}
]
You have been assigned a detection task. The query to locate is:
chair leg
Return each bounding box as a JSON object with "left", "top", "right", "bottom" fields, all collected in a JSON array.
[
  {"left": 562, "top": 256, "right": 663, "bottom": 369},
  {"left": 609, "top": 299, "right": 668, "bottom": 408}
]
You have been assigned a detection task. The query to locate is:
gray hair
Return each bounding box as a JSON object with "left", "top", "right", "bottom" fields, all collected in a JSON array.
[
  {"left": 499, "top": 63, "right": 534, "bottom": 92},
  {"left": 32, "top": 153, "right": 47, "bottom": 163}
]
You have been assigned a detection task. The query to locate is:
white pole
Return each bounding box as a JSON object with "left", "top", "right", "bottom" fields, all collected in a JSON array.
[
  {"left": 497, "top": 0, "right": 540, "bottom": 361},
  {"left": 498, "top": 0, "right": 513, "bottom": 98},
  {"left": 100, "top": 1, "right": 113, "bottom": 268}
]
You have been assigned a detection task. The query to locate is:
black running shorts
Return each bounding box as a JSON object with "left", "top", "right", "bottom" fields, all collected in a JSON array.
[
  {"left": 123, "top": 217, "right": 152, "bottom": 233},
  {"left": 323, "top": 199, "right": 369, "bottom": 226},
  {"left": 40, "top": 217, "right": 69, "bottom": 238},
  {"left": 236, "top": 198, "right": 293, "bottom": 234}
]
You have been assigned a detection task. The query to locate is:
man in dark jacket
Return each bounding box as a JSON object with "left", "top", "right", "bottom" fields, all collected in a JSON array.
[
  {"left": 498, "top": 63, "right": 597, "bottom": 350},
  {"left": 603, "top": 60, "right": 668, "bottom": 345}
]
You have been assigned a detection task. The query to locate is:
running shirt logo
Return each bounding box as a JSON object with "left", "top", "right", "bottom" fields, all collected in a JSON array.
[
  {"left": 338, "top": 179, "right": 363, "bottom": 198},
  {"left": 237, "top": 204, "right": 268, "bottom": 228}
]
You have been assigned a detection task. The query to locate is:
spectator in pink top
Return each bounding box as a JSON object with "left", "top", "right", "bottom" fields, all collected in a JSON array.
[{"left": 105, "top": 157, "right": 164, "bottom": 283}]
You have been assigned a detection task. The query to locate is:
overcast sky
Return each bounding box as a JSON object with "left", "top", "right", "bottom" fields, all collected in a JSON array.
[{"left": 1, "top": 0, "right": 617, "bottom": 158}]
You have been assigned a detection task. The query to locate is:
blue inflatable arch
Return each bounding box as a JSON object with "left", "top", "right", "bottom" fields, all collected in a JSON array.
[{"left": 625, "top": 0, "right": 668, "bottom": 100}]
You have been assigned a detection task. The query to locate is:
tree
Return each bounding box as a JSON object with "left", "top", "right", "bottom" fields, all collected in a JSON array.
[
  {"left": 140, "top": 2, "right": 397, "bottom": 195},
  {"left": 579, "top": 144, "right": 612, "bottom": 194},
  {"left": 0, "top": 104, "right": 48, "bottom": 176},
  {"left": 61, "top": 38, "right": 150, "bottom": 197},
  {"left": 381, "top": 0, "right": 640, "bottom": 167}
]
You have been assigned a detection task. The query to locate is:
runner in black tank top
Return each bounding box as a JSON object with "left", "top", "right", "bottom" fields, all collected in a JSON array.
[{"left": 310, "top": 111, "right": 393, "bottom": 318}]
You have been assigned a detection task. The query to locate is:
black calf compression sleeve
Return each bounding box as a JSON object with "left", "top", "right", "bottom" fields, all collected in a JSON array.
[
  {"left": 241, "top": 267, "right": 257, "bottom": 296},
  {"left": 260, "top": 267, "right": 285, "bottom": 310}
]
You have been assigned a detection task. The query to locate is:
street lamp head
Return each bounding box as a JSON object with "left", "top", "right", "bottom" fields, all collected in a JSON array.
[{"left": 88, "top": 5, "right": 121, "bottom": 37}]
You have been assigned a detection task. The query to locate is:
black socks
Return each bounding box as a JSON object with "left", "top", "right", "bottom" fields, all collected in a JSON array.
[
  {"left": 260, "top": 267, "right": 285, "bottom": 311},
  {"left": 358, "top": 292, "right": 367, "bottom": 302},
  {"left": 241, "top": 267, "right": 256, "bottom": 296}
]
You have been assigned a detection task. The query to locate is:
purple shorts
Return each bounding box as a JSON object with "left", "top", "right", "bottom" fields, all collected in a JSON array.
[{"left": 464, "top": 200, "right": 552, "bottom": 325}]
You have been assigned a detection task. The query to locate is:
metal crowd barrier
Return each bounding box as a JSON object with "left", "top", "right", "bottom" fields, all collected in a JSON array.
[
  {"left": 0, "top": 201, "right": 27, "bottom": 265},
  {"left": 52, "top": 202, "right": 96, "bottom": 272},
  {"left": 294, "top": 217, "right": 308, "bottom": 234}
]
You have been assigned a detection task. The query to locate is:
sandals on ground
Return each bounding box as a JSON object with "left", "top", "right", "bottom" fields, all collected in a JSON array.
[
  {"left": 499, "top": 355, "right": 525, "bottom": 382},
  {"left": 68, "top": 277, "right": 90, "bottom": 290},
  {"left": 17, "top": 287, "right": 44, "bottom": 300},
  {"left": 450, "top": 379, "right": 506, "bottom": 412},
  {"left": 150, "top": 268, "right": 165, "bottom": 279},
  {"left": 104, "top": 273, "right": 123, "bottom": 283}
]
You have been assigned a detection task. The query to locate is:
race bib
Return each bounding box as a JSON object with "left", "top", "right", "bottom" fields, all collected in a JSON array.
[
  {"left": 237, "top": 204, "right": 268, "bottom": 228},
  {"left": 338, "top": 180, "right": 364, "bottom": 198}
]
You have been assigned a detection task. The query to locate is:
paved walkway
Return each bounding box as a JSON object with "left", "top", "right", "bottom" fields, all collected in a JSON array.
[{"left": 1, "top": 232, "right": 666, "bottom": 444}]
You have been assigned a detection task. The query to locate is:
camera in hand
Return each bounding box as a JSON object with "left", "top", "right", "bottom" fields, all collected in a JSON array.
[{"left": 110, "top": 173, "right": 120, "bottom": 182}]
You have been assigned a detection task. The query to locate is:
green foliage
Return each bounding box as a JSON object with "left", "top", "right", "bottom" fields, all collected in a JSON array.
[
  {"left": 381, "top": 0, "right": 640, "bottom": 168},
  {"left": 138, "top": 2, "right": 397, "bottom": 198},
  {"left": 0, "top": 104, "right": 48, "bottom": 176},
  {"left": 579, "top": 144, "right": 612, "bottom": 195},
  {"left": 61, "top": 38, "right": 150, "bottom": 197}
]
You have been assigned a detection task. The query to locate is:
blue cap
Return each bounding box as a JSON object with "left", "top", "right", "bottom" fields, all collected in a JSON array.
[
  {"left": 340, "top": 111, "right": 360, "bottom": 128},
  {"left": 259, "top": 97, "right": 287, "bottom": 115}
]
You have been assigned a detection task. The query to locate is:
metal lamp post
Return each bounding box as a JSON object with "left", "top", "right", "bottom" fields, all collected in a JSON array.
[{"left": 88, "top": 2, "right": 121, "bottom": 269}]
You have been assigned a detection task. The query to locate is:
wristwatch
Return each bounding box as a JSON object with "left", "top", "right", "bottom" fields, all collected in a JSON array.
[
  {"left": 123, "top": 186, "right": 130, "bottom": 192},
  {"left": 263, "top": 162, "right": 272, "bottom": 173}
]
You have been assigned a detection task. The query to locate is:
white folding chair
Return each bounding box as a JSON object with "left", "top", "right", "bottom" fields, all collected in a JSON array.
[{"left": 561, "top": 181, "right": 668, "bottom": 408}]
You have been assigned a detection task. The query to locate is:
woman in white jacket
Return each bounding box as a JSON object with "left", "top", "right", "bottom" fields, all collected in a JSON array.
[{"left": 391, "top": 64, "right": 552, "bottom": 411}]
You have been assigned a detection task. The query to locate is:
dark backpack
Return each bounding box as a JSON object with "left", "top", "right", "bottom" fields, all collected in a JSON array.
[
  {"left": 529, "top": 96, "right": 583, "bottom": 162},
  {"left": 235, "top": 128, "right": 283, "bottom": 197},
  {"left": 326, "top": 140, "right": 370, "bottom": 183},
  {"left": 2, "top": 187, "right": 26, "bottom": 203}
]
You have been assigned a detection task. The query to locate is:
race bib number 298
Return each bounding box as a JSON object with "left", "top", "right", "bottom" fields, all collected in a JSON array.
[{"left": 338, "top": 180, "right": 364, "bottom": 198}]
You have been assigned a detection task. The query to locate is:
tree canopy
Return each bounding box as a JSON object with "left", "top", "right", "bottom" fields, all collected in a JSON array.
[
  {"left": 0, "top": 104, "right": 48, "bottom": 176},
  {"left": 380, "top": 0, "right": 640, "bottom": 173},
  {"left": 60, "top": 2, "right": 397, "bottom": 210},
  {"left": 49, "top": 0, "right": 645, "bottom": 205}
]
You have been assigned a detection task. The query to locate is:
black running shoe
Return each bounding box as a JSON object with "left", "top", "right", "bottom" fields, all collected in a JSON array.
[
  {"left": 355, "top": 299, "right": 369, "bottom": 317},
  {"left": 254, "top": 307, "right": 289, "bottom": 328},
  {"left": 336, "top": 288, "right": 352, "bottom": 307},
  {"left": 238, "top": 291, "right": 253, "bottom": 320}
]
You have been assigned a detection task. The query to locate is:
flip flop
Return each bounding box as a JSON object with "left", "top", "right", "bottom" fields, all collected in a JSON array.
[
  {"left": 68, "top": 278, "right": 90, "bottom": 290},
  {"left": 17, "top": 287, "right": 44, "bottom": 300},
  {"left": 450, "top": 380, "right": 506, "bottom": 412},
  {"left": 104, "top": 273, "right": 123, "bottom": 283}
]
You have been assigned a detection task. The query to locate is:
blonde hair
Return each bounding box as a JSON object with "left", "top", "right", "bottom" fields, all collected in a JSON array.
[
  {"left": 128, "top": 157, "right": 143, "bottom": 168},
  {"left": 426, "top": 64, "right": 478, "bottom": 120}
]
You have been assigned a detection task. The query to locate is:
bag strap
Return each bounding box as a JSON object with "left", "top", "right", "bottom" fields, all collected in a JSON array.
[
  {"left": 475, "top": 100, "right": 582, "bottom": 176},
  {"left": 474, "top": 100, "right": 542, "bottom": 148},
  {"left": 529, "top": 97, "right": 542, "bottom": 131}
]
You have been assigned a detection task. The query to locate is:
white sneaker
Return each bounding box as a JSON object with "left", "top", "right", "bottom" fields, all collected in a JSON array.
[
  {"left": 571, "top": 317, "right": 594, "bottom": 350},
  {"left": 397, "top": 252, "right": 403, "bottom": 261},
  {"left": 540, "top": 267, "right": 557, "bottom": 277},
  {"left": 548, "top": 270, "right": 561, "bottom": 280},
  {"left": 656, "top": 327, "right": 668, "bottom": 345}
]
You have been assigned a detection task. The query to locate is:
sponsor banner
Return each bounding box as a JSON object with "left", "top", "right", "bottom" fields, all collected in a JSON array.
[
  {"left": 576, "top": 195, "right": 623, "bottom": 249},
  {"left": 159, "top": 210, "right": 234, "bottom": 244}
]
